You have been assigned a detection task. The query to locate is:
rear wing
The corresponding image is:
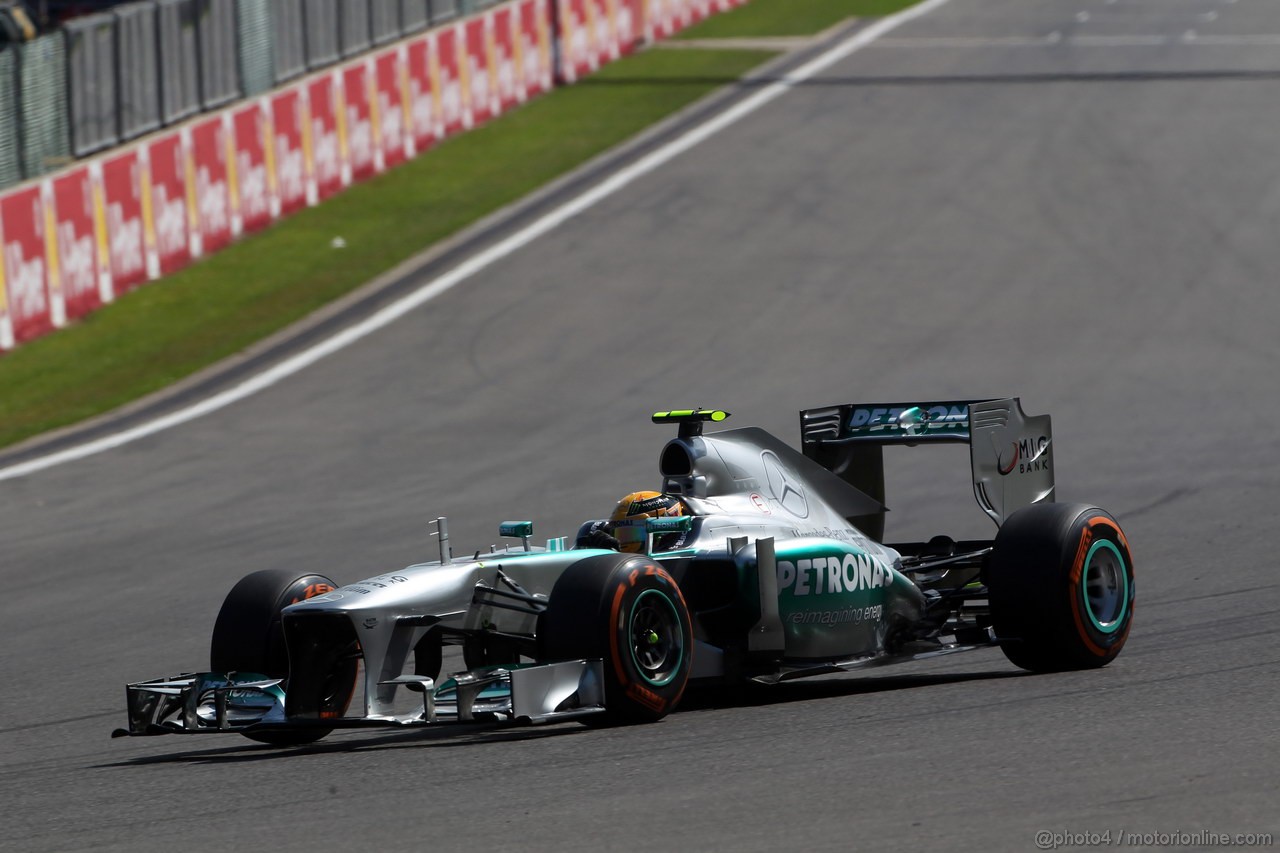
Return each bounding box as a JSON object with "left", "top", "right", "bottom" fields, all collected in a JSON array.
[{"left": 799, "top": 398, "right": 1054, "bottom": 540}]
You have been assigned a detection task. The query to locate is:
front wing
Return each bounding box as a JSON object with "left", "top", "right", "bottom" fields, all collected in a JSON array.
[{"left": 113, "top": 659, "right": 606, "bottom": 738}]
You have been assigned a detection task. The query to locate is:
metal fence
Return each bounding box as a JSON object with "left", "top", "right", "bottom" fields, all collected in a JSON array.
[
  {"left": 403, "top": 0, "right": 430, "bottom": 32},
  {"left": 432, "top": 0, "right": 459, "bottom": 23},
  {"left": 18, "top": 32, "right": 71, "bottom": 179},
  {"left": 303, "top": 0, "right": 341, "bottom": 68},
  {"left": 371, "top": 0, "right": 398, "bottom": 45},
  {"left": 65, "top": 12, "right": 118, "bottom": 156},
  {"left": 116, "top": 2, "right": 162, "bottom": 140},
  {"left": 271, "top": 0, "right": 307, "bottom": 82},
  {"left": 0, "top": 0, "right": 497, "bottom": 189},
  {"left": 237, "top": 0, "right": 274, "bottom": 96},
  {"left": 340, "top": 0, "right": 371, "bottom": 57},
  {"left": 197, "top": 0, "right": 241, "bottom": 109},
  {"left": 0, "top": 48, "right": 18, "bottom": 188},
  {"left": 157, "top": 0, "right": 200, "bottom": 125}
]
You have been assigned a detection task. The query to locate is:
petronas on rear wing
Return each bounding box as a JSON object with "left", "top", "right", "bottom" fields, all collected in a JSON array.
[{"left": 800, "top": 398, "right": 1054, "bottom": 537}]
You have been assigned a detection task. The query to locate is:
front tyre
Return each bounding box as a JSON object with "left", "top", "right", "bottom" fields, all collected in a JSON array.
[
  {"left": 210, "top": 569, "right": 355, "bottom": 745},
  {"left": 988, "top": 504, "right": 1135, "bottom": 672},
  {"left": 539, "top": 554, "right": 693, "bottom": 724}
]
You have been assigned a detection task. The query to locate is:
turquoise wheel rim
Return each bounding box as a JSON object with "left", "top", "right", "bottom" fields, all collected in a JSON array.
[
  {"left": 628, "top": 589, "right": 684, "bottom": 687},
  {"left": 1081, "top": 539, "right": 1129, "bottom": 634}
]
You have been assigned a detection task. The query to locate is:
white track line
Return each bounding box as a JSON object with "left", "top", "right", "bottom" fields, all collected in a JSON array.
[
  {"left": 0, "top": 0, "right": 952, "bottom": 484},
  {"left": 875, "top": 34, "right": 1280, "bottom": 48}
]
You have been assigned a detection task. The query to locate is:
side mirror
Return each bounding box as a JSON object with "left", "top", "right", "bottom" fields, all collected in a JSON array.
[{"left": 645, "top": 516, "right": 693, "bottom": 554}]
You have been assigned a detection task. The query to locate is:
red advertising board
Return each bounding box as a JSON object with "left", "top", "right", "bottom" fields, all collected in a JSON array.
[
  {"left": 616, "top": 0, "right": 644, "bottom": 54},
  {"left": 0, "top": 205, "right": 8, "bottom": 349},
  {"left": 649, "top": 0, "right": 690, "bottom": 38},
  {"left": 558, "top": 0, "right": 594, "bottom": 82},
  {"left": 143, "top": 133, "right": 192, "bottom": 276},
  {"left": 0, "top": 0, "right": 756, "bottom": 353},
  {"left": 306, "top": 74, "right": 345, "bottom": 201},
  {"left": 518, "top": 0, "right": 553, "bottom": 97},
  {"left": 271, "top": 87, "right": 309, "bottom": 216},
  {"left": 0, "top": 186, "right": 53, "bottom": 345},
  {"left": 677, "top": 0, "right": 696, "bottom": 30},
  {"left": 374, "top": 49, "right": 409, "bottom": 168},
  {"left": 100, "top": 149, "right": 150, "bottom": 292},
  {"left": 88, "top": 163, "right": 114, "bottom": 304},
  {"left": 190, "top": 116, "right": 234, "bottom": 254},
  {"left": 436, "top": 27, "right": 468, "bottom": 135},
  {"left": 50, "top": 167, "right": 106, "bottom": 321},
  {"left": 647, "top": 0, "right": 669, "bottom": 40},
  {"left": 492, "top": 5, "right": 521, "bottom": 111},
  {"left": 463, "top": 16, "right": 496, "bottom": 127},
  {"left": 588, "top": 0, "right": 618, "bottom": 64},
  {"left": 405, "top": 36, "right": 441, "bottom": 150},
  {"left": 340, "top": 63, "right": 378, "bottom": 182},
  {"left": 231, "top": 102, "right": 276, "bottom": 234}
]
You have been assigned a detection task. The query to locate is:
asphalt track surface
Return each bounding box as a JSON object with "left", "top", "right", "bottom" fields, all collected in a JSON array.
[{"left": 4, "top": 0, "right": 1280, "bottom": 849}]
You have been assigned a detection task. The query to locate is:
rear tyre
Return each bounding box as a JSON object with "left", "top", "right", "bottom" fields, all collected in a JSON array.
[
  {"left": 210, "top": 569, "right": 354, "bottom": 745},
  {"left": 539, "top": 554, "right": 693, "bottom": 724},
  {"left": 988, "top": 503, "right": 1135, "bottom": 672}
]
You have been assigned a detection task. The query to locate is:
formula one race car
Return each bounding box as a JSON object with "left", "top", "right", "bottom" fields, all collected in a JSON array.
[{"left": 115, "top": 399, "right": 1135, "bottom": 745}]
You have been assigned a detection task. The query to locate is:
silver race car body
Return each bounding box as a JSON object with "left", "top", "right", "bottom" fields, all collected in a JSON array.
[{"left": 118, "top": 398, "right": 1132, "bottom": 743}]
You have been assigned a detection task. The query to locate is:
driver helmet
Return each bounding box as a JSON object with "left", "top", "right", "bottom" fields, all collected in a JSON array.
[{"left": 609, "top": 491, "right": 687, "bottom": 553}]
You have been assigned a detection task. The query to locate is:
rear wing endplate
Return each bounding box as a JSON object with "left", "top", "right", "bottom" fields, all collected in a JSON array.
[{"left": 800, "top": 398, "right": 1054, "bottom": 537}]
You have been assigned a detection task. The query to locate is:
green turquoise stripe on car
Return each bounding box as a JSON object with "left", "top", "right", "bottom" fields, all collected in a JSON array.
[{"left": 1081, "top": 539, "right": 1129, "bottom": 633}]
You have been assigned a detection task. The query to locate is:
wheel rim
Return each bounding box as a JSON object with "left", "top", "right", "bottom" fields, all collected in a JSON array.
[
  {"left": 628, "top": 589, "right": 684, "bottom": 687},
  {"left": 1082, "top": 539, "right": 1129, "bottom": 633}
]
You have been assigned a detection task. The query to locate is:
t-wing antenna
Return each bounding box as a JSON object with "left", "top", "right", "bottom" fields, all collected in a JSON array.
[{"left": 652, "top": 408, "right": 731, "bottom": 439}]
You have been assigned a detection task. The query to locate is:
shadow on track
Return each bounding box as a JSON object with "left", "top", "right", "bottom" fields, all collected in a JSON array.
[
  {"left": 95, "top": 667, "right": 1023, "bottom": 768},
  {"left": 677, "top": 667, "right": 1024, "bottom": 713},
  {"left": 95, "top": 721, "right": 584, "bottom": 768}
]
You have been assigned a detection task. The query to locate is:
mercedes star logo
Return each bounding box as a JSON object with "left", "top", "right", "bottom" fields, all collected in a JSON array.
[{"left": 761, "top": 451, "right": 808, "bottom": 518}]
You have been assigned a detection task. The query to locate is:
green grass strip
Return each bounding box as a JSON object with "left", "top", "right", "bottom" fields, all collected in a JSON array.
[
  {"left": 0, "top": 47, "right": 772, "bottom": 450},
  {"left": 677, "top": 0, "right": 923, "bottom": 39}
]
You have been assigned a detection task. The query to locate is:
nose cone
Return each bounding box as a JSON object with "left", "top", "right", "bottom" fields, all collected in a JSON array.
[
  {"left": 284, "top": 573, "right": 415, "bottom": 614},
  {"left": 282, "top": 563, "right": 481, "bottom": 618}
]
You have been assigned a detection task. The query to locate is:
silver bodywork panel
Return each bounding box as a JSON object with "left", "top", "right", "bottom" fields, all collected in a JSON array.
[
  {"left": 117, "top": 660, "right": 606, "bottom": 736},
  {"left": 284, "top": 549, "right": 599, "bottom": 719},
  {"left": 118, "top": 404, "right": 1043, "bottom": 739},
  {"left": 968, "top": 398, "right": 1055, "bottom": 526}
]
